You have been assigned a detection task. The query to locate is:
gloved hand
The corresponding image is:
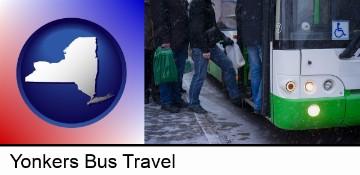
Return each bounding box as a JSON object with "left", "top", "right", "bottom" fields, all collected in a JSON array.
[{"left": 220, "top": 37, "right": 234, "bottom": 47}]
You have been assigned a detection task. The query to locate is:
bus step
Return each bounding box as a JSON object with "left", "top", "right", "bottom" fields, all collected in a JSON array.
[
  {"left": 242, "top": 98, "right": 254, "bottom": 108},
  {"left": 264, "top": 116, "right": 271, "bottom": 121}
]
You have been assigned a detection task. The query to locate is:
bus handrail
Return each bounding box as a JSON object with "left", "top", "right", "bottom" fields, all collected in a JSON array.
[{"left": 339, "top": 33, "right": 360, "bottom": 59}]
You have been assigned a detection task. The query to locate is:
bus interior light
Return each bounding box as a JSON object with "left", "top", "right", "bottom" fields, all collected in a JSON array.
[
  {"left": 286, "top": 81, "right": 296, "bottom": 92},
  {"left": 324, "top": 80, "right": 333, "bottom": 91},
  {"left": 308, "top": 104, "right": 320, "bottom": 117},
  {"left": 305, "top": 81, "right": 316, "bottom": 93}
]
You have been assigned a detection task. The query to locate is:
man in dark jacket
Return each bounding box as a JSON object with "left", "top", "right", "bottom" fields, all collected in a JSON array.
[
  {"left": 236, "top": 0, "right": 263, "bottom": 114},
  {"left": 145, "top": 0, "right": 160, "bottom": 105},
  {"left": 188, "top": 0, "right": 245, "bottom": 114},
  {"left": 151, "top": 0, "right": 190, "bottom": 113}
]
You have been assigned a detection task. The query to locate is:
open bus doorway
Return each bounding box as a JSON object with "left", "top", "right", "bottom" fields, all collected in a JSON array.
[{"left": 208, "top": 0, "right": 255, "bottom": 113}]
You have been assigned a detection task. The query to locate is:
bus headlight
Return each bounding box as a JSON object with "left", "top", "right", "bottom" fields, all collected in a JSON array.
[
  {"left": 308, "top": 104, "right": 320, "bottom": 117},
  {"left": 324, "top": 80, "right": 333, "bottom": 91},
  {"left": 286, "top": 81, "right": 296, "bottom": 92},
  {"left": 305, "top": 81, "right": 316, "bottom": 93}
]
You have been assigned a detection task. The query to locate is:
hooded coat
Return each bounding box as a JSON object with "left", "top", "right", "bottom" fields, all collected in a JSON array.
[
  {"left": 150, "top": 0, "right": 190, "bottom": 52},
  {"left": 235, "top": 0, "right": 263, "bottom": 47},
  {"left": 189, "top": 0, "right": 218, "bottom": 53}
]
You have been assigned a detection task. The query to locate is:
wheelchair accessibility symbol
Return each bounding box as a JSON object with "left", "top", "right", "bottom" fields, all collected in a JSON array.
[
  {"left": 334, "top": 23, "right": 346, "bottom": 38},
  {"left": 332, "top": 20, "right": 349, "bottom": 40}
]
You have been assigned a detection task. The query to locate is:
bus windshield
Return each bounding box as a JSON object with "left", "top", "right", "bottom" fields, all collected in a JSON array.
[{"left": 276, "top": 0, "right": 360, "bottom": 42}]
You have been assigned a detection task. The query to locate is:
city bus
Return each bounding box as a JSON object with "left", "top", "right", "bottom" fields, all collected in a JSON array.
[{"left": 209, "top": 0, "right": 360, "bottom": 130}]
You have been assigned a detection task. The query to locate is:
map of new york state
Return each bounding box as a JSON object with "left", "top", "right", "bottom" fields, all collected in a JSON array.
[{"left": 25, "top": 37, "right": 113, "bottom": 105}]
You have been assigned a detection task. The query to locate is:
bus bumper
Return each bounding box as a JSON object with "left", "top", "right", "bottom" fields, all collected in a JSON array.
[{"left": 271, "top": 94, "right": 346, "bottom": 130}]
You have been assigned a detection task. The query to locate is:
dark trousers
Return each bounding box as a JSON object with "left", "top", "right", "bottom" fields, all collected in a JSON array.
[{"left": 145, "top": 49, "right": 159, "bottom": 100}]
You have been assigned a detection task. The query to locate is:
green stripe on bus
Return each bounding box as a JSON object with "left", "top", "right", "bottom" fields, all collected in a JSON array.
[
  {"left": 271, "top": 94, "right": 345, "bottom": 130},
  {"left": 314, "top": 0, "right": 320, "bottom": 24},
  {"left": 271, "top": 90, "right": 360, "bottom": 130},
  {"left": 343, "top": 90, "right": 360, "bottom": 125}
]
